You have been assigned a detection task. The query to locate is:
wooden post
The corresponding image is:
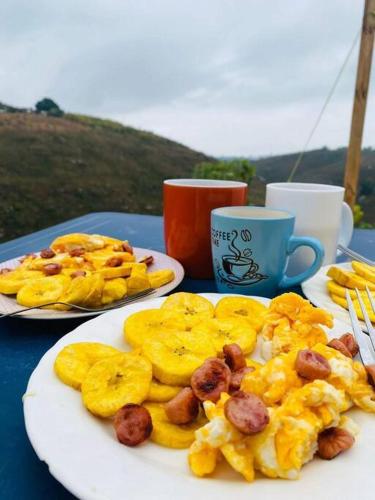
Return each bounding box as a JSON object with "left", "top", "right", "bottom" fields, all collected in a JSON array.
[{"left": 344, "top": 0, "right": 375, "bottom": 208}]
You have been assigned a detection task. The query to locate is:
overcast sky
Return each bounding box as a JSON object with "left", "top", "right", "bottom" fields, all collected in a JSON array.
[{"left": 0, "top": 0, "right": 373, "bottom": 157}]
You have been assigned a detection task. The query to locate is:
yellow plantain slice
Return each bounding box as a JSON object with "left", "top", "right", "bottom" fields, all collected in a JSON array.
[
  {"left": 191, "top": 317, "right": 257, "bottom": 355},
  {"left": 101, "top": 278, "right": 127, "bottom": 305},
  {"left": 0, "top": 269, "right": 45, "bottom": 294},
  {"left": 81, "top": 274, "right": 105, "bottom": 307},
  {"left": 352, "top": 261, "right": 375, "bottom": 284},
  {"left": 147, "top": 379, "right": 183, "bottom": 402},
  {"left": 85, "top": 251, "right": 135, "bottom": 270},
  {"left": 126, "top": 264, "right": 150, "bottom": 295},
  {"left": 17, "top": 275, "right": 70, "bottom": 307},
  {"left": 50, "top": 233, "right": 122, "bottom": 253},
  {"left": 148, "top": 269, "right": 175, "bottom": 289},
  {"left": 81, "top": 352, "right": 152, "bottom": 417},
  {"left": 326, "top": 280, "right": 370, "bottom": 299},
  {"left": 214, "top": 296, "right": 267, "bottom": 332},
  {"left": 161, "top": 292, "right": 214, "bottom": 329},
  {"left": 330, "top": 293, "right": 375, "bottom": 323},
  {"left": 142, "top": 330, "right": 216, "bottom": 385},
  {"left": 124, "top": 309, "right": 186, "bottom": 349},
  {"left": 54, "top": 342, "right": 121, "bottom": 390},
  {"left": 144, "top": 402, "right": 207, "bottom": 449},
  {"left": 327, "top": 266, "right": 375, "bottom": 290},
  {"left": 94, "top": 264, "right": 133, "bottom": 279}
]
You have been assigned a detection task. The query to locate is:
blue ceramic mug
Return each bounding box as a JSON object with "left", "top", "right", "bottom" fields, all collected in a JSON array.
[{"left": 211, "top": 206, "right": 324, "bottom": 297}]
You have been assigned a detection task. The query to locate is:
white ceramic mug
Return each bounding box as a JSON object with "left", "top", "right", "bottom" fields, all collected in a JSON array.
[{"left": 265, "top": 183, "right": 353, "bottom": 274}]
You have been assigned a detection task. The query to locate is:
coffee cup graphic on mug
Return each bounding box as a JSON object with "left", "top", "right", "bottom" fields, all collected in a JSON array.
[{"left": 211, "top": 206, "right": 324, "bottom": 297}]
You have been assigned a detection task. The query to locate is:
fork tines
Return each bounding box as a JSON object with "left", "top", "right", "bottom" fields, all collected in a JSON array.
[{"left": 345, "top": 288, "right": 375, "bottom": 366}]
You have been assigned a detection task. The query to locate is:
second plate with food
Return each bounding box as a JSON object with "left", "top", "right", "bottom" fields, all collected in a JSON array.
[
  {"left": 24, "top": 293, "right": 375, "bottom": 500},
  {"left": 302, "top": 262, "right": 369, "bottom": 331},
  {"left": 0, "top": 248, "right": 184, "bottom": 319}
]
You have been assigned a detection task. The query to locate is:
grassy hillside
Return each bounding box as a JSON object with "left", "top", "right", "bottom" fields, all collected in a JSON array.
[
  {"left": 252, "top": 147, "right": 375, "bottom": 225},
  {"left": 0, "top": 112, "right": 211, "bottom": 242}
]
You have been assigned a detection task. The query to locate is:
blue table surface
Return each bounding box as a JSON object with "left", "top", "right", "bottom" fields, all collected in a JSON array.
[{"left": 0, "top": 212, "right": 374, "bottom": 500}]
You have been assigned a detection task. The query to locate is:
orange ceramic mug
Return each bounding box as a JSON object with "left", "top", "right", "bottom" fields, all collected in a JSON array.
[{"left": 163, "top": 179, "right": 248, "bottom": 278}]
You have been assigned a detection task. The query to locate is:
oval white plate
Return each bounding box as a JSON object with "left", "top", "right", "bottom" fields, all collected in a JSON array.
[
  {"left": 0, "top": 248, "right": 184, "bottom": 319},
  {"left": 302, "top": 262, "right": 369, "bottom": 331},
  {"left": 24, "top": 293, "right": 375, "bottom": 500}
]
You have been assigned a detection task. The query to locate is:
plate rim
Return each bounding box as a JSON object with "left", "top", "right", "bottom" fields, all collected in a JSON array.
[{"left": 0, "top": 247, "right": 184, "bottom": 320}]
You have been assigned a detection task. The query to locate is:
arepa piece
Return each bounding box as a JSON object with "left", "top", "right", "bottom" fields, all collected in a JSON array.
[{"left": 81, "top": 352, "right": 152, "bottom": 417}]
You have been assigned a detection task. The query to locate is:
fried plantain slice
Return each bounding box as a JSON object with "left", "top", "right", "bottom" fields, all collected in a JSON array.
[
  {"left": 124, "top": 308, "right": 186, "bottom": 349},
  {"left": 161, "top": 292, "right": 214, "bottom": 329},
  {"left": 16, "top": 275, "right": 70, "bottom": 307},
  {"left": 144, "top": 402, "right": 207, "bottom": 448},
  {"left": 191, "top": 317, "right": 257, "bottom": 355},
  {"left": 54, "top": 342, "right": 121, "bottom": 390},
  {"left": 81, "top": 352, "right": 152, "bottom": 417},
  {"left": 142, "top": 330, "right": 216, "bottom": 385},
  {"left": 0, "top": 269, "right": 45, "bottom": 294},
  {"left": 101, "top": 278, "right": 127, "bottom": 305},
  {"left": 148, "top": 269, "right": 175, "bottom": 289},
  {"left": 214, "top": 296, "right": 267, "bottom": 332},
  {"left": 147, "top": 379, "right": 183, "bottom": 402}
]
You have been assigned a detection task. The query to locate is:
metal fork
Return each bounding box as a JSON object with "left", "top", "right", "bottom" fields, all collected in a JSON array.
[
  {"left": 338, "top": 244, "right": 375, "bottom": 267},
  {"left": 345, "top": 287, "right": 375, "bottom": 381},
  {"left": 0, "top": 288, "right": 155, "bottom": 319}
]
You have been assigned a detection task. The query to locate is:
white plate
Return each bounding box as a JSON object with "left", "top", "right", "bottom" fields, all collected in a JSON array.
[
  {"left": 0, "top": 248, "right": 184, "bottom": 319},
  {"left": 302, "top": 262, "right": 368, "bottom": 332},
  {"left": 24, "top": 293, "right": 375, "bottom": 500}
]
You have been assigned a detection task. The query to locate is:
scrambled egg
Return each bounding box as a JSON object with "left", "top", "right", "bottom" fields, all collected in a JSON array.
[
  {"left": 189, "top": 381, "right": 357, "bottom": 481},
  {"left": 261, "top": 293, "right": 333, "bottom": 358}
]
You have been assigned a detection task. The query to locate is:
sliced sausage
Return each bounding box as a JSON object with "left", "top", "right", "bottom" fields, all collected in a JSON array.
[
  {"left": 114, "top": 404, "right": 153, "bottom": 447},
  {"left": 317, "top": 427, "right": 354, "bottom": 459},
  {"left": 223, "top": 343, "right": 246, "bottom": 371},
  {"left": 105, "top": 256, "right": 123, "bottom": 267},
  {"left": 43, "top": 263, "right": 62, "bottom": 276},
  {"left": 295, "top": 349, "right": 331, "bottom": 380},
  {"left": 40, "top": 248, "right": 56, "bottom": 259},
  {"left": 230, "top": 366, "right": 255, "bottom": 391},
  {"left": 69, "top": 247, "right": 85, "bottom": 257},
  {"left": 366, "top": 364, "right": 375, "bottom": 388},
  {"left": 122, "top": 242, "right": 134, "bottom": 254},
  {"left": 327, "top": 339, "right": 352, "bottom": 358},
  {"left": 71, "top": 270, "right": 86, "bottom": 278},
  {"left": 339, "top": 333, "right": 359, "bottom": 358},
  {"left": 191, "top": 358, "right": 231, "bottom": 402},
  {"left": 165, "top": 387, "right": 199, "bottom": 424},
  {"left": 139, "top": 255, "right": 154, "bottom": 266},
  {"left": 224, "top": 391, "right": 269, "bottom": 435}
]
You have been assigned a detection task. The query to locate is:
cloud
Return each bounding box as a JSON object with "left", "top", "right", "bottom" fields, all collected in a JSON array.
[{"left": 0, "top": 0, "right": 372, "bottom": 155}]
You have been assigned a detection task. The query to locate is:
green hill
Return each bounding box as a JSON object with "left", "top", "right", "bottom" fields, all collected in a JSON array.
[{"left": 0, "top": 112, "right": 211, "bottom": 242}]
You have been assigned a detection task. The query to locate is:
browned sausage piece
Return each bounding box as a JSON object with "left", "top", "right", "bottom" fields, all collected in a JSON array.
[
  {"left": 122, "top": 242, "right": 134, "bottom": 254},
  {"left": 224, "top": 391, "right": 269, "bottom": 435},
  {"left": 71, "top": 270, "right": 86, "bottom": 278},
  {"left": 327, "top": 339, "right": 352, "bottom": 358},
  {"left": 69, "top": 247, "right": 85, "bottom": 257},
  {"left": 366, "top": 364, "right": 375, "bottom": 388},
  {"left": 223, "top": 343, "right": 246, "bottom": 371},
  {"left": 40, "top": 248, "right": 56, "bottom": 259},
  {"left": 191, "top": 358, "right": 231, "bottom": 402},
  {"left": 317, "top": 427, "right": 354, "bottom": 459},
  {"left": 139, "top": 255, "right": 154, "bottom": 266},
  {"left": 295, "top": 349, "right": 331, "bottom": 380},
  {"left": 339, "top": 333, "right": 359, "bottom": 357},
  {"left": 230, "top": 366, "right": 255, "bottom": 391},
  {"left": 114, "top": 404, "right": 153, "bottom": 447},
  {"left": 165, "top": 387, "right": 199, "bottom": 424},
  {"left": 0, "top": 268, "right": 12, "bottom": 275},
  {"left": 105, "top": 256, "right": 123, "bottom": 267},
  {"left": 43, "top": 263, "right": 62, "bottom": 276}
]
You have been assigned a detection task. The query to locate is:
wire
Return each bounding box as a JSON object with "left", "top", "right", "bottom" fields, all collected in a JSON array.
[{"left": 287, "top": 28, "right": 361, "bottom": 182}]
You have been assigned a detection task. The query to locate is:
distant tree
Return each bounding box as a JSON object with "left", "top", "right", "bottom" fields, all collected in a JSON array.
[
  {"left": 193, "top": 159, "right": 256, "bottom": 185},
  {"left": 35, "top": 98, "right": 64, "bottom": 116}
]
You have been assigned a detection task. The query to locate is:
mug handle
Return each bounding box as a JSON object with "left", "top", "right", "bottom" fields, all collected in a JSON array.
[
  {"left": 279, "top": 236, "right": 324, "bottom": 289},
  {"left": 337, "top": 201, "right": 354, "bottom": 254}
]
